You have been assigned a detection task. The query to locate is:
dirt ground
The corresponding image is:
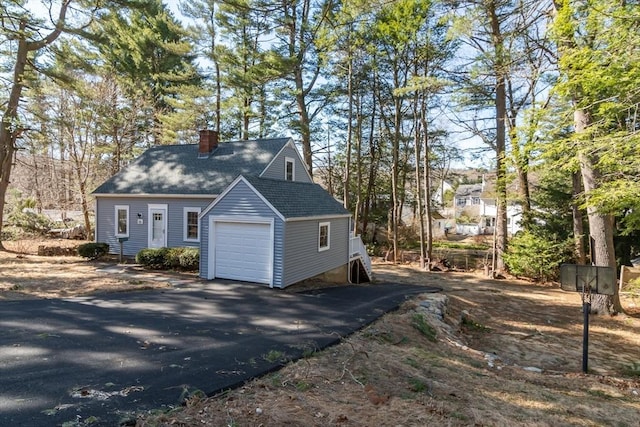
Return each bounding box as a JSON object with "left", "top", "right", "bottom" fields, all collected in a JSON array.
[
  {"left": 0, "top": 239, "right": 173, "bottom": 299},
  {"left": 2, "top": 239, "right": 640, "bottom": 426}
]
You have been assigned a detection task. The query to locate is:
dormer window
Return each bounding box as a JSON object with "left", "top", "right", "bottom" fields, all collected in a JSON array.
[{"left": 285, "top": 157, "right": 295, "bottom": 181}]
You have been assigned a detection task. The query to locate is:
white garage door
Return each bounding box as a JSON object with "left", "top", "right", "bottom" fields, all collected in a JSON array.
[{"left": 213, "top": 221, "right": 272, "bottom": 284}]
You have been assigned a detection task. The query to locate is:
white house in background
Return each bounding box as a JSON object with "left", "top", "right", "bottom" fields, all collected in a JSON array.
[{"left": 454, "top": 176, "right": 523, "bottom": 236}]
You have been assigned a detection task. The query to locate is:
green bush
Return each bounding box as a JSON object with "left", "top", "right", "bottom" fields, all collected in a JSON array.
[
  {"left": 178, "top": 247, "right": 199, "bottom": 270},
  {"left": 77, "top": 242, "right": 110, "bottom": 260},
  {"left": 503, "top": 230, "right": 574, "bottom": 282},
  {"left": 136, "top": 247, "right": 170, "bottom": 269},
  {"left": 135, "top": 247, "right": 199, "bottom": 271},
  {"left": 163, "top": 247, "right": 183, "bottom": 269},
  {"left": 0, "top": 227, "right": 20, "bottom": 241}
]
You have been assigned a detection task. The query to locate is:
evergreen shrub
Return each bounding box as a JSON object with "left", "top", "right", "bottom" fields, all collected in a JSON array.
[
  {"left": 178, "top": 247, "right": 199, "bottom": 270},
  {"left": 8, "top": 211, "right": 52, "bottom": 233},
  {"left": 136, "top": 247, "right": 170, "bottom": 269},
  {"left": 77, "top": 242, "right": 109, "bottom": 260},
  {"left": 135, "top": 247, "right": 199, "bottom": 271},
  {"left": 503, "top": 230, "right": 574, "bottom": 282}
]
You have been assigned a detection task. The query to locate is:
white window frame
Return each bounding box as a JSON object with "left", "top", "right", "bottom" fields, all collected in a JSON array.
[
  {"left": 318, "top": 222, "right": 330, "bottom": 252},
  {"left": 285, "top": 157, "right": 295, "bottom": 181},
  {"left": 183, "top": 207, "right": 201, "bottom": 242},
  {"left": 115, "top": 205, "right": 129, "bottom": 237}
]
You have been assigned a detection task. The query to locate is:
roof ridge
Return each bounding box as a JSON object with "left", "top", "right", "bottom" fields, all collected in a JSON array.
[{"left": 246, "top": 175, "right": 317, "bottom": 186}]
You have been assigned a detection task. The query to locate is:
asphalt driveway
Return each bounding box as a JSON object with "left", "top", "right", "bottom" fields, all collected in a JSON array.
[{"left": 0, "top": 280, "right": 439, "bottom": 426}]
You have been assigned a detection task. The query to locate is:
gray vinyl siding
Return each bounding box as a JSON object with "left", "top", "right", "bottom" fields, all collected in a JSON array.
[
  {"left": 282, "top": 217, "right": 350, "bottom": 287},
  {"left": 199, "top": 181, "right": 285, "bottom": 286},
  {"left": 95, "top": 196, "right": 213, "bottom": 256},
  {"left": 261, "top": 144, "right": 312, "bottom": 183}
]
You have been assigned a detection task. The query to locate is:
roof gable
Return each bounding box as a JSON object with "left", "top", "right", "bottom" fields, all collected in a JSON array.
[
  {"left": 201, "top": 175, "right": 350, "bottom": 220},
  {"left": 92, "top": 138, "right": 291, "bottom": 196},
  {"left": 260, "top": 139, "right": 313, "bottom": 182}
]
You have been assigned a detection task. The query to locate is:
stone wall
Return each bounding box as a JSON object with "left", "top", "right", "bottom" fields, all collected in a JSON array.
[{"left": 37, "top": 246, "right": 79, "bottom": 256}]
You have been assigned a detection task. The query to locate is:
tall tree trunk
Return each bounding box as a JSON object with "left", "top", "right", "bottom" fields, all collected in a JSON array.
[
  {"left": 489, "top": 0, "right": 508, "bottom": 273},
  {"left": 421, "top": 99, "right": 433, "bottom": 270},
  {"left": 207, "top": 0, "right": 222, "bottom": 134},
  {"left": 361, "top": 90, "right": 378, "bottom": 242},
  {"left": 283, "top": 0, "right": 316, "bottom": 177},
  {"left": 510, "top": 119, "right": 531, "bottom": 220},
  {"left": 242, "top": 97, "right": 250, "bottom": 140},
  {"left": 390, "top": 67, "right": 401, "bottom": 263},
  {"left": 344, "top": 48, "right": 353, "bottom": 210},
  {"left": 0, "top": 20, "right": 30, "bottom": 251},
  {"left": 294, "top": 67, "right": 313, "bottom": 176},
  {"left": 575, "top": 109, "right": 622, "bottom": 314},
  {"left": 353, "top": 94, "right": 363, "bottom": 236},
  {"left": 571, "top": 171, "right": 586, "bottom": 264},
  {"left": 414, "top": 97, "right": 426, "bottom": 269}
]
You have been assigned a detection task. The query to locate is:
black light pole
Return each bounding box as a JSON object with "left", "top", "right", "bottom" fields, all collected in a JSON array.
[{"left": 582, "top": 297, "right": 591, "bottom": 373}]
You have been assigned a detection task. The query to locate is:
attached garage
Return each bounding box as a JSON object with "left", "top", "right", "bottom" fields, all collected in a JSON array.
[
  {"left": 199, "top": 175, "right": 351, "bottom": 288},
  {"left": 209, "top": 219, "right": 274, "bottom": 285}
]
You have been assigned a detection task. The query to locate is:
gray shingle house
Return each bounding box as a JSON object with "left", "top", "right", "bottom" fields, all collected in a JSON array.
[{"left": 92, "top": 130, "right": 372, "bottom": 287}]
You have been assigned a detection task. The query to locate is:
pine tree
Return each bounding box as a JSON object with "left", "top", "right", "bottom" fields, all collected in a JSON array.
[
  {"left": 551, "top": 0, "right": 640, "bottom": 313},
  {"left": 95, "top": 0, "right": 201, "bottom": 145}
]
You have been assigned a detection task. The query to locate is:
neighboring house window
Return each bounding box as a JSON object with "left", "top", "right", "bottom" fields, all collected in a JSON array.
[
  {"left": 318, "top": 222, "right": 330, "bottom": 251},
  {"left": 184, "top": 207, "right": 201, "bottom": 242},
  {"left": 456, "top": 198, "right": 466, "bottom": 206},
  {"left": 472, "top": 197, "right": 480, "bottom": 205},
  {"left": 115, "top": 205, "right": 129, "bottom": 237},
  {"left": 285, "top": 157, "right": 295, "bottom": 181}
]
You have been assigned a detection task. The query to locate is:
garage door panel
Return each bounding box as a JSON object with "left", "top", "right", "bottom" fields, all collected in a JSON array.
[{"left": 212, "top": 221, "right": 272, "bottom": 284}]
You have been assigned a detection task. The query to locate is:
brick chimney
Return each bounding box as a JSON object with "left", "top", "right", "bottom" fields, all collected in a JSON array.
[{"left": 198, "top": 129, "right": 219, "bottom": 156}]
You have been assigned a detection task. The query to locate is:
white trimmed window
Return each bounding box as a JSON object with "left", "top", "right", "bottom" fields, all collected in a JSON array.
[
  {"left": 183, "top": 207, "right": 201, "bottom": 242},
  {"left": 318, "top": 222, "right": 330, "bottom": 251},
  {"left": 115, "top": 205, "right": 129, "bottom": 237},
  {"left": 285, "top": 157, "right": 295, "bottom": 181}
]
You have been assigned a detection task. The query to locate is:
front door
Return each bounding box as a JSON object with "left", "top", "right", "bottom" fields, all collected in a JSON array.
[{"left": 148, "top": 206, "right": 167, "bottom": 248}]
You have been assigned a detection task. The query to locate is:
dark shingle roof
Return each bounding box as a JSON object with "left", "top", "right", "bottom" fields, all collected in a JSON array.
[
  {"left": 455, "top": 184, "right": 483, "bottom": 198},
  {"left": 92, "top": 138, "right": 291, "bottom": 195},
  {"left": 243, "top": 176, "right": 349, "bottom": 219}
]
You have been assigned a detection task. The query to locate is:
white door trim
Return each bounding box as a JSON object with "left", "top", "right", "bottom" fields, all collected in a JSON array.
[
  {"left": 208, "top": 216, "right": 274, "bottom": 287},
  {"left": 148, "top": 204, "right": 168, "bottom": 248}
]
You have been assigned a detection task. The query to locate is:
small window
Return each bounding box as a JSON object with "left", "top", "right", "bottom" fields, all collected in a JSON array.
[
  {"left": 472, "top": 197, "right": 480, "bottom": 205},
  {"left": 184, "top": 207, "right": 201, "bottom": 242},
  {"left": 115, "top": 205, "right": 129, "bottom": 237},
  {"left": 318, "top": 222, "right": 330, "bottom": 251},
  {"left": 285, "top": 157, "right": 295, "bottom": 181}
]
